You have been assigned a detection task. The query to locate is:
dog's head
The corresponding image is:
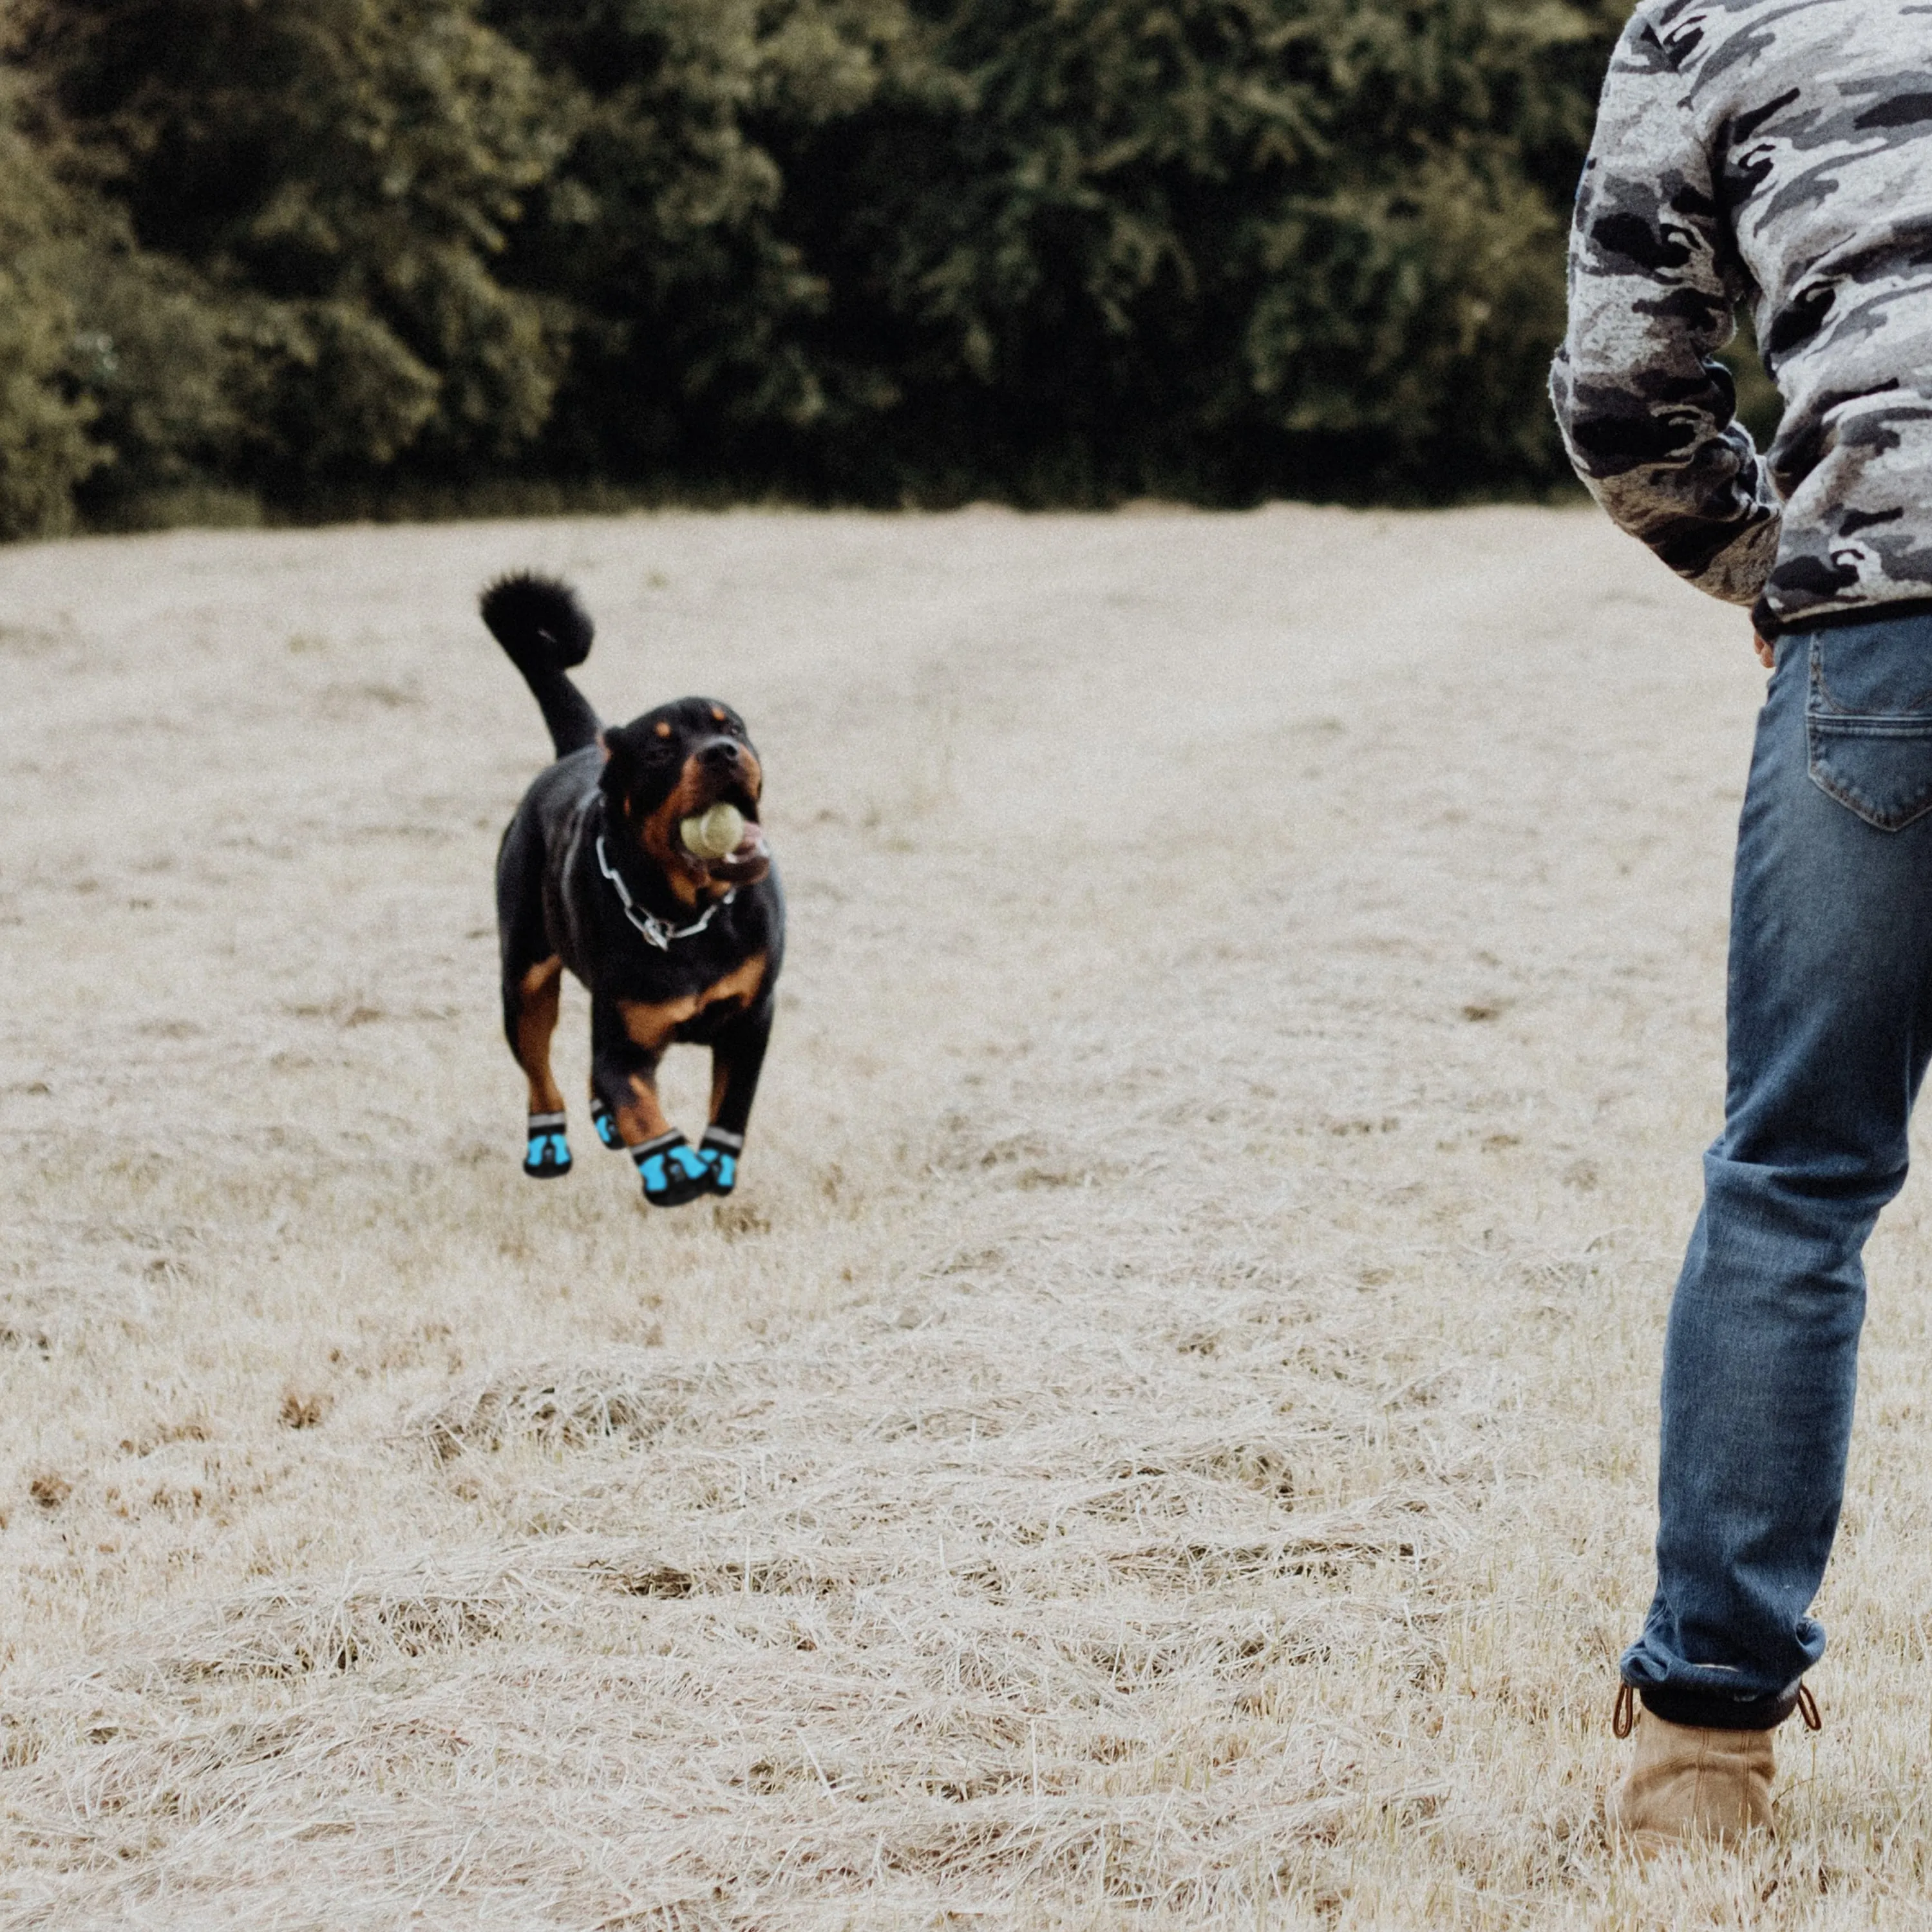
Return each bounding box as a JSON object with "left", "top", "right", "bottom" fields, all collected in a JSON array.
[{"left": 600, "top": 698, "right": 770, "bottom": 904}]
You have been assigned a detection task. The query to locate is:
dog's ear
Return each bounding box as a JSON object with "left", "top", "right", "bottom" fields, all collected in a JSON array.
[
  {"left": 599, "top": 718, "right": 679, "bottom": 813},
  {"left": 598, "top": 724, "right": 634, "bottom": 798}
]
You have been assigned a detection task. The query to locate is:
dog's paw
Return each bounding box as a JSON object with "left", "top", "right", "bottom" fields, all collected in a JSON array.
[
  {"left": 697, "top": 1127, "right": 743, "bottom": 1196},
  {"left": 523, "top": 1112, "right": 572, "bottom": 1179},
  {"left": 591, "top": 1099, "right": 623, "bottom": 1151},
  {"left": 632, "top": 1132, "right": 712, "bottom": 1208}
]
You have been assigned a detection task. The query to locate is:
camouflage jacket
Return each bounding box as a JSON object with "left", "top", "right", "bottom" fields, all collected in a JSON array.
[{"left": 1551, "top": 0, "right": 1932, "bottom": 634}]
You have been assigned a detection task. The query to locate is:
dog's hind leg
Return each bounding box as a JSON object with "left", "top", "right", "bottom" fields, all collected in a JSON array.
[
  {"left": 696, "top": 998, "right": 774, "bottom": 1197},
  {"left": 498, "top": 803, "right": 573, "bottom": 1178},
  {"left": 506, "top": 954, "right": 572, "bottom": 1177}
]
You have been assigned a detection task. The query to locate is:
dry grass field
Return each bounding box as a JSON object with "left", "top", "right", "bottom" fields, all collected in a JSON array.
[{"left": 4, "top": 505, "right": 1932, "bottom": 1928}]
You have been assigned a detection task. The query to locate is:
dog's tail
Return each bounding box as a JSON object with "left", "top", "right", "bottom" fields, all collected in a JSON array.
[{"left": 480, "top": 573, "right": 602, "bottom": 759}]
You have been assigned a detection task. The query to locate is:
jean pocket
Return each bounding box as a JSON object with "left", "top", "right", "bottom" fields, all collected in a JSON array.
[{"left": 1806, "top": 637, "right": 1932, "bottom": 831}]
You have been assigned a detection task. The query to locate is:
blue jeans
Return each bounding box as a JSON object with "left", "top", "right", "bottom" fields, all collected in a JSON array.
[{"left": 1624, "top": 609, "right": 1932, "bottom": 1730}]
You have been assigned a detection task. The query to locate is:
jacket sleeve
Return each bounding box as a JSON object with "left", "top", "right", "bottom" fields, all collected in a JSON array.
[{"left": 1549, "top": 12, "right": 1781, "bottom": 608}]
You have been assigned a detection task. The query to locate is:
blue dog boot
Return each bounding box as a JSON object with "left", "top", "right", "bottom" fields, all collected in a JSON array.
[
  {"left": 632, "top": 1131, "right": 711, "bottom": 1208},
  {"left": 697, "top": 1126, "right": 743, "bottom": 1196},
  {"left": 524, "top": 1111, "right": 571, "bottom": 1178},
  {"left": 591, "top": 1098, "right": 623, "bottom": 1151}
]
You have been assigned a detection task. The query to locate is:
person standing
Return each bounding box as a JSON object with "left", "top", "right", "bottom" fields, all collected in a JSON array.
[{"left": 1552, "top": 0, "right": 1932, "bottom": 1851}]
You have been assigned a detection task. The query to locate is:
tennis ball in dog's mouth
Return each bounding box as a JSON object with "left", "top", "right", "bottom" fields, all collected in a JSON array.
[{"left": 681, "top": 802, "right": 746, "bottom": 859}]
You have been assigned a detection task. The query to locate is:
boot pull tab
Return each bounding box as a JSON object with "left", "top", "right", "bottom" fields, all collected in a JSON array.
[
  {"left": 1612, "top": 1683, "right": 1636, "bottom": 1739},
  {"left": 1796, "top": 1683, "right": 1822, "bottom": 1732}
]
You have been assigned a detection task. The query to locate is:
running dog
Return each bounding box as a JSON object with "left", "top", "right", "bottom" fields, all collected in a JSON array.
[{"left": 484, "top": 573, "right": 783, "bottom": 1206}]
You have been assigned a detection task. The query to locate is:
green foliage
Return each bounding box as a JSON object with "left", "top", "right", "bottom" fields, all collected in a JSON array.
[
  {"left": 0, "top": 0, "right": 1636, "bottom": 527},
  {"left": 761, "top": 0, "right": 1615, "bottom": 500},
  {"left": 0, "top": 79, "right": 100, "bottom": 538},
  {"left": 36, "top": 237, "right": 258, "bottom": 528},
  {"left": 12, "top": 0, "right": 563, "bottom": 510},
  {"left": 478, "top": 0, "right": 907, "bottom": 476},
  {"left": 1721, "top": 310, "right": 1783, "bottom": 451},
  {"left": 0, "top": 278, "right": 93, "bottom": 541}
]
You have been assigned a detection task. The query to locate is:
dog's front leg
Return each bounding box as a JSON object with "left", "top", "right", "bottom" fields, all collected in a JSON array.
[
  {"left": 591, "top": 994, "right": 711, "bottom": 1208},
  {"left": 696, "top": 998, "right": 774, "bottom": 1197}
]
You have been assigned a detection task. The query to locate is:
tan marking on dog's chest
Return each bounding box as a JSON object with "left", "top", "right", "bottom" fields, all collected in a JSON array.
[{"left": 616, "top": 952, "right": 768, "bottom": 1050}]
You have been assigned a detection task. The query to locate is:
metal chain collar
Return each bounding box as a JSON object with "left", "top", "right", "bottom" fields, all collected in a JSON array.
[{"left": 596, "top": 834, "right": 735, "bottom": 951}]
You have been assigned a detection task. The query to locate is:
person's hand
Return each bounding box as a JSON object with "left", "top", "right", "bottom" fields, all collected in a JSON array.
[{"left": 1753, "top": 631, "right": 1775, "bottom": 668}]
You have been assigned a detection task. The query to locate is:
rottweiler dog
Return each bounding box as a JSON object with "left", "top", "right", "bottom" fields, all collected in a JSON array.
[{"left": 484, "top": 573, "right": 783, "bottom": 1207}]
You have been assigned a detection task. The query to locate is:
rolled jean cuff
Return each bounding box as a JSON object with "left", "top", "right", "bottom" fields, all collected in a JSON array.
[{"left": 1636, "top": 1680, "right": 1800, "bottom": 1732}]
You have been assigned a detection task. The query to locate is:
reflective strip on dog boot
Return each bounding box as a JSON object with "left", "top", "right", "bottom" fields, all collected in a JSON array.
[
  {"left": 524, "top": 1112, "right": 572, "bottom": 1178},
  {"left": 631, "top": 1130, "right": 712, "bottom": 1207},
  {"left": 699, "top": 1126, "right": 743, "bottom": 1196},
  {"left": 591, "top": 1099, "right": 623, "bottom": 1151}
]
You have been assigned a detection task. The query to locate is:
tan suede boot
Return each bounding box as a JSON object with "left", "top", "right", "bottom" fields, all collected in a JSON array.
[{"left": 1606, "top": 1689, "right": 1777, "bottom": 1852}]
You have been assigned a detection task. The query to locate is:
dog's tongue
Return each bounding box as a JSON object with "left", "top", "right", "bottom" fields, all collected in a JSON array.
[{"left": 732, "top": 822, "right": 767, "bottom": 860}]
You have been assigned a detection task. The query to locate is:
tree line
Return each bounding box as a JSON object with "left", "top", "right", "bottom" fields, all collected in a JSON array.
[{"left": 0, "top": 0, "right": 1633, "bottom": 538}]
